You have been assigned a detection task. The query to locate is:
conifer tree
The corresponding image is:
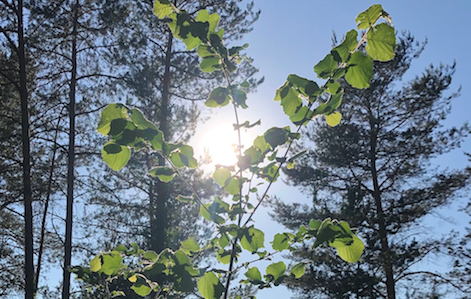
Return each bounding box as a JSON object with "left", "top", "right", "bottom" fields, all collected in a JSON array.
[{"left": 271, "top": 34, "right": 471, "bottom": 299}]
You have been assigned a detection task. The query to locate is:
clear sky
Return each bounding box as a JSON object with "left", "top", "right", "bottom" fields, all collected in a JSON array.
[{"left": 191, "top": 1, "right": 471, "bottom": 298}]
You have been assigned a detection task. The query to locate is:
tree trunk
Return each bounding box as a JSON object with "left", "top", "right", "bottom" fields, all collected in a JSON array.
[
  {"left": 150, "top": 30, "right": 173, "bottom": 252},
  {"left": 17, "top": 0, "right": 35, "bottom": 297},
  {"left": 62, "top": 1, "right": 78, "bottom": 297},
  {"left": 369, "top": 122, "right": 395, "bottom": 299},
  {"left": 35, "top": 109, "right": 63, "bottom": 294}
]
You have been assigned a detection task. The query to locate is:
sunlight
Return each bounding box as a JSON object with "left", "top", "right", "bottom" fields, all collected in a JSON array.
[{"left": 201, "top": 124, "right": 238, "bottom": 165}]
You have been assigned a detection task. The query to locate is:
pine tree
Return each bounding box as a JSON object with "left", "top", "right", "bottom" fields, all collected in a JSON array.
[
  {"left": 271, "top": 34, "right": 471, "bottom": 299},
  {"left": 83, "top": 0, "right": 261, "bottom": 253}
]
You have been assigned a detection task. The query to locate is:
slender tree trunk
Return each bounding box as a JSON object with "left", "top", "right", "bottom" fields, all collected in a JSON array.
[
  {"left": 62, "top": 1, "right": 78, "bottom": 297},
  {"left": 369, "top": 124, "right": 395, "bottom": 299},
  {"left": 35, "top": 109, "right": 63, "bottom": 294},
  {"left": 17, "top": 0, "right": 34, "bottom": 298},
  {"left": 150, "top": 31, "right": 173, "bottom": 252}
]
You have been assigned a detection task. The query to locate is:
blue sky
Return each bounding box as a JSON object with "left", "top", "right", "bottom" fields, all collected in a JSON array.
[{"left": 192, "top": 1, "right": 471, "bottom": 298}]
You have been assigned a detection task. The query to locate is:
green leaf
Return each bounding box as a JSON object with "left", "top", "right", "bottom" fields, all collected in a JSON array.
[
  {"left": 197, "top": 45, "right": 216, "bottom": 58},
  {"left": 180, "top": 237, "right": 200, "bottom": 254},
  {"left": 149, "top": 166, "right": 175, "bottom": 183},
  {"left": 232, "top": 89, "right": 248, "bottom": 109},
  {"left": 356, "top": 4, "right": 384, "bottom": 29},
  {"left": 114, "top": 244, "right": 127, "bottom": 253},
  {"left": 100, "top": 251, "right": 122, "bottom": 276},
  {"left": 224, "top": 177, "right": 240, "bottom": 195},
  {"left": 280, "top": 87, "right": 302, "bottom": 116},
  {"left": 266, "top": 261, "right": 286, "bottom": 281},
  {"left": 309, "top": 219, "right": 321, "bottom": 229},
  {"left": 314, "top": 54, "right": 337, "bottom": 79},
  {"left": 206, "top": 87, "right": 230, "bottom": 107},
  {"left": 272, "top": 233, "right": 292, "bottom": 251},
  {"left": 153, "top": 0, "right": 173, "bottom": 19},
  {"left": 325, "top": 111, "right": 342, "bottom": 127},
  {"left": 345, "top": 52, "right": 373, "bottom": 89},
  {"left": 97, "top": 104, "right": 128, "bottom": 136},
  {"left": 326, "top": 80, "right": 341, "bottom": 95},
  {"left": 325, "top": 91, "right": 343, "bottom": 113},
  {"left": 366, "top": 23, "right": 396, "bottom": 61},
  {"left": 169, "top": 145, "right": 197, "bottom": 168},
  {"left": 331, "top": 30, "right": 358, "bottom": 63},
  {"left": 144, "top": 251, "right": 158, "bottom": 262},
  {"left": 130, "top": 108, "right": 154, "bottom": 130},
  {"left": 264, "top": 127, "right": 289, "bottom": 149},
  {"left": 102, "top": 142, "right": 130, "bottom": 171},
  {"left": 286, "top": 75, "right": 320, "bottom": 97},
  {"left": 245, "top": 267, "right": 262, "bottom": 282},
  {"left": 331, "top": 235, "right": 365, "bottom": 263},
  {"left": 261, "top": 162, "right": 280, "bottom": 182},
  {"left": 290, "top": 263, "right": 306, "bottom": 279},
  {"left": 108, "top": 118, "right": 128, "bottom": 137},
  {"left": 200, "top": 56, "right": 220, "bottom": 73},
  {"left": 90, "top": 255, "right": 101, "bottom": 272},
  {"left": 196, "top": 9, "right": 220, "bottom": 34},
  {"left": 197, "top": 272, "right": 225, "bottom": 299},
  {"left": 219, "top": 234, "right": 230, "bottom": 248},
  {"left": 131, "top": 278, "right": 152, "bottom": 297},
  {"left": 289, "top": 106, "right": 313, "bottom": 126},
  {"left": 213, "top": 168, "right": 231, "bottom": 186},
  {"left": 240, "top": 227, "right": 265, "bottom": 253},
  {"left": 177, "top": 195, "right": 193, "bottom": 203},
  {"left": 217, "top": 249, "right": 232, "bottom": 264}
]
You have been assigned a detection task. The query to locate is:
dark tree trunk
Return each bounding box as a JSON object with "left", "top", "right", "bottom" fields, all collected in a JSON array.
[
  {"left": 17, "top": 0, "right": 34, "bottom": 297},
  {"left": 150, "top": 31, "right": 173, "bottom": 252},
  {"left": 62, "top": 1, "right": 78, "bottom": 297},
  {"left": 369, "top": 122, "right": 396, "bottom": 299}
]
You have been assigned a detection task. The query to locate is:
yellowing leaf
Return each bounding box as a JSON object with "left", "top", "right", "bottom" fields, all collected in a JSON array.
[
  {"left": 325, "top": 111, "right": 342, "bottom": 127},
  {"left": 128, "top": 275, "right": 137, "bottom": 283}
]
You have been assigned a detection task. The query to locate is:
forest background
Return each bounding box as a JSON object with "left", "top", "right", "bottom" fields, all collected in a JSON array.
[{"left": 1, "top": 0, "right": 471, "bottom": 298}]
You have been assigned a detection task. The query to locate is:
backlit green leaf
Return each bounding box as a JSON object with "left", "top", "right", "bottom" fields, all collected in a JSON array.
[
  {"left": 325, "top": 91, "right": 343, "bottom": 113},
  {"left": 100, "top": 251, "right": 122, "bottom": 276},
  {"left": 356, "top": 4, "right": 384, "bottom": 29},
  {"left": 144, "top": 251, "right": 158, "bottom": 262},
  {"left": 217, "top": 249, "right": 232, "bottom": 264},
  {"left": 325, "top": 111, "right": 342, "bottom": 127},
  {"left": 196, "top": 9, "right": 220, "bottom": 34},
  {"left": 331, "top": 30, "right": 358, "bottom": 63},
  {"left": 290, "top": 262, "right": 306, "bottom": 279},
  {"left": 200, "top": 56, "right": 220, "bottom": 73},
  {"left": 206, "top": 87, "right": 230, "bottom": 107},
  {"left": 314, "top": 54, "right": 337, "bottom": 79},
  {"left": 90, "top": 255, "right": 101, "bottom": 272},
  {"left": 331, "top": 235, "right": 365, "bottom": 263},
  {"left": 264, "top": 127, "right": 289, "bottom": 149},
  {"left": 180, "top": 237, "right": 200, "bottom": 254},
  {"left": 153, "top": 0, "right": 173, "bottom": 19},
  {"left": 197, "top": 272, "right": 225, "bottom": 299},
  {"left": 97, "top": 104, "right": 128, "bottom": 136},
  {"left": 213, "top": 168, "right": 231, "bottom": 186},
  {"left": 272, "top": 233, "right": 292, "bottom": 251},
  {"left": 345, "top": 52, "right": 373, "bottom": 89},
  {"left": 232, "top": 89, "right": 248, "bottom": 109},
  {"left": 131, "top": 278, "right": 152, "bottom": 297},
  {"left": 149, "top": 166, "right": 175, "bottom": 183},
  {"left": 102, "top": 142, "right": 130, "bottom": 171},
  {"left": 366, "top": 23, "right": 396, "bottom": 61},
  {"left": 240, "top": 227, "right": 265, "bottom": 253},
  {"left": 245, "top": 267, "right": 262, "bottom": 282},
  {"left": 266, "top": 261, "right": 286, "bottom": 281}
]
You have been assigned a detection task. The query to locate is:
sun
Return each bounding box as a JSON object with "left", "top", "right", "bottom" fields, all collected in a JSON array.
[{"left": 201, "top": 125, "right": 238, "bottom": 165}]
